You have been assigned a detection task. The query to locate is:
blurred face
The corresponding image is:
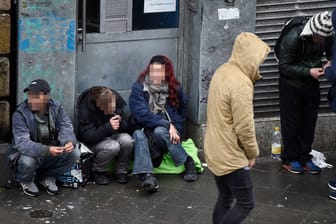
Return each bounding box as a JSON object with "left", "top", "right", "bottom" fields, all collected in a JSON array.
[
  {"left": 96, "top": 93, "right": 116, "bottom": 115},
  {"left": 312, "top": 35, "right": 325, "bottom": 44},
  {"left": 149, "top": 63, "right": 166, "bottom": 85},
  {"left": 27, "top": 92, "right": 49, "bottom": 112}
]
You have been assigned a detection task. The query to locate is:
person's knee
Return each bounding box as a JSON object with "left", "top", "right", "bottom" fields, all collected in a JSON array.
[
  {"left": 17, "top": 155, "right": 38, "bottom": 171},
  {"left": 152, "top": 126, "right": 168, "bottom": 140},
  {"left": 240, "top": 198, "right": 255, "bottom": 213},
  {"left": 132, "top": 130, "right": 147, "bottom": 143},
  {"left": 119, "top": 133, "right": 134, "bottom": 148},
  {"left": 96, "top": 139, "right": 121, "bottom": 153}
]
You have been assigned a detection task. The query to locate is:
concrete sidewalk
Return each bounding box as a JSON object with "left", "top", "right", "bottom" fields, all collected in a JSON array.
[{"left": 0, "top": 152, "right": 336, "bottom": 224}]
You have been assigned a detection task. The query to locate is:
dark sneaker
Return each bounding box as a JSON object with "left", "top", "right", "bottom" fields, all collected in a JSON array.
[
  {"left": 116, "top": 173, "right": 129, "bottom": 184},
  {"left": 140, "top": 173, "right": 159, "bottom": 193},
  {"left": 328, "top": 180, "right": 336, "bottom": 191},
  {"left": 329, "top": 191, "right": 336, "bottom": 200},
  {"left": 39, "top": 177, "right": 59, "bottom": 195},
  {"left": 304, "top": 161, "right": 321, "bottom": 174},
  {"left": 282, "top": 161, "right": 304, "bottom": 174},
  {"left": 20, "top": 181, "right": 40, "bottom": 197},
  {"left": 183, "top": 157, "right": 198, "bottom": 182},
  {"left": 94, "top": 172, "right": 111, "bottom": 185}
]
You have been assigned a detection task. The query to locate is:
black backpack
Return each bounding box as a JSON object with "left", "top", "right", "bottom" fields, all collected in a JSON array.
[{"left": 274, "top": 16, "right": 309, "bottom": 61}]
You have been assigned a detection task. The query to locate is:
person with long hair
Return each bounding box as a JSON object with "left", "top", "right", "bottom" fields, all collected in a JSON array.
[{"left": 129, "top": 55, "right": 198, "bottom": 193}]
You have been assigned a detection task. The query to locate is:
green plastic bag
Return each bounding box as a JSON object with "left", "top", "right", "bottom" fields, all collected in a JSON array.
[
  {"left": 153, "top": 138, "right": 204, "bottom": 174},
  {"left": 108, "top": 138, "right": 204, "bottom": 174}
]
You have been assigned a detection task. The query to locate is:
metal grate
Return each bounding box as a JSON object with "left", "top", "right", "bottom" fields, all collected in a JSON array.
[
  {"left": 254, "top": 0, "right": 336, "bottom": 118},
  {"left": 103, "top": 0, "right": 131, "bottom": 33}
]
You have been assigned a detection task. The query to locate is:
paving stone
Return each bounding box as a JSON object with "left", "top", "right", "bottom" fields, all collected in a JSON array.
[{"left": 0, "top": 155, "right": 335, "bottom": 223}]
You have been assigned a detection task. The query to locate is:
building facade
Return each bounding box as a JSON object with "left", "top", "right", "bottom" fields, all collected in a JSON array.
[{"left": 7, "top": 0, "right": 336, "bottom": 156}]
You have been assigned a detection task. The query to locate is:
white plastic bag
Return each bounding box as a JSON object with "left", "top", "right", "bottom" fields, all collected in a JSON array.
[{"left": 310, "top": 149, "right": 333, "bottom": 168}]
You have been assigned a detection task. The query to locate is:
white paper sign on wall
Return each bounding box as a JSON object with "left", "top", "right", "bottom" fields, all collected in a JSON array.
[
  {"left": 144, "top": 0, "right": 177, "bottom": 14},
  {"left": 218, "top": 8, "right": 240, "bottom": 20}
]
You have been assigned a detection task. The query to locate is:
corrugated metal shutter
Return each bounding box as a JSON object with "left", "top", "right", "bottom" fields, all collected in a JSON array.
[{"left": 254, "top": 0, "right": 336, "bottom": 118}]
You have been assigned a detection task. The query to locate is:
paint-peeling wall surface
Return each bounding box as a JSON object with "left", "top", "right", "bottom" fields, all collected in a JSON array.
[
  {"left": 188, "top": 0, "right": 256, "bottom": 124},
  {"left": 18, "top": 0, "right": 76, "bottom": 118}
]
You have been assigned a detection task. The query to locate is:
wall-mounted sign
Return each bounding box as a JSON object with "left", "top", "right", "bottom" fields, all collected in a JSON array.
[
  {"left": 144, "top": 0, "right": 176, "bottom": 14},
  {"left": 218, "top": 8, "right": 240, "bottom": 20}
]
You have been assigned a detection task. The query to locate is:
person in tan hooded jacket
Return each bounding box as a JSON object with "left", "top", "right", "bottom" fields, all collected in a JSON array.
[{"left": 204, "top": 32, "right": 270, "bottom": 224}]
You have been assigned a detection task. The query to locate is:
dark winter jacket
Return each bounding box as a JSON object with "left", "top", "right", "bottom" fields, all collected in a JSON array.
[
  {"left": 10, "top": 99, "right": 77, "bottom": 158},
  {"left": 325, "top": 10, "right": 336, "bottom": 111},
  {"left": 278, "top": 24, "right": 333, "bottom": 88},
  {"left": 77, "top": 88, "right": 129, "bottom": 145},
  {"left": 129, "top": 81, "right": 188, "bottom": 135}
]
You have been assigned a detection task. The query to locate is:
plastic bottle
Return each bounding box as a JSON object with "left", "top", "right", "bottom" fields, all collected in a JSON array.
[{"left": 271, "top": 127, "right": 282, "bottom": 160}]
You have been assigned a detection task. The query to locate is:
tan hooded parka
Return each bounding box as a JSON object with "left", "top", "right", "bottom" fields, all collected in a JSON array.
[{"left": 204, "top": 32, "right": 270, "bottom": 176}]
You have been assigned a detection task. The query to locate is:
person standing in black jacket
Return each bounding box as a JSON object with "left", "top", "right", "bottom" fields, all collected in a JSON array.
[
  {"left": 77, "top": 86, "right": 133, "bottom": 185},
  {"left": 278, "top": 11, "right": 334, "bottom": 174}
]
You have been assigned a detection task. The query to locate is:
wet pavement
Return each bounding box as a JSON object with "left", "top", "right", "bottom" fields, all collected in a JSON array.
[{"left": 1, "top": 152, "right": 336, "bottom": 224}]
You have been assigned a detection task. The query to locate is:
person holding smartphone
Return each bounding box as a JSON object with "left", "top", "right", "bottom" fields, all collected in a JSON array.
[{"left": 9, "top": 79, "right": 80, "bottom": 197}]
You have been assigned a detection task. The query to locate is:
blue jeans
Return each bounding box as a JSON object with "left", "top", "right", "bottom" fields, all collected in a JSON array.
[
  {"left": 16, "top": 146, "right": 80, "bottom": 183},
  {"left": 213, "top": 168, "right": 255, "bottom": 224},
  {"left": 132, "top": 127, "right": 188, "bottom": 175}
]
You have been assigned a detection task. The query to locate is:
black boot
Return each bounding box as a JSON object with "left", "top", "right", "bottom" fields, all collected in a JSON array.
[
  {"left": 93, "top": 172, "right": 111, "bottom": 185},
  {"left": 115, "top": 173, "right": 129, "bottom": 184},
  {"left": 183, "top": 156, "right": 198, "bottom": 182},
  {"left": 139, "top": 173, "right": 159, "bottom": 193}
]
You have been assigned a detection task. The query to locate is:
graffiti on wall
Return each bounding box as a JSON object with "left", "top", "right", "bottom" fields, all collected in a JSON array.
[
  {"left": 200, "top": 68, "right": 215, "bottom": 104},
  {"left": 18, "top": 0, "right": 75, "bottom": 104},
  {"left": 19, "top": 18, "right": 75, "bottom": 52},
  {"left": 20, "top": 59, "right": 65, "bottom": 102}
]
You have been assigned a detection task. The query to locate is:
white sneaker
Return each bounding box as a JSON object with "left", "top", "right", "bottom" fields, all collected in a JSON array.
[
  {"left": 39, "top": 177, "right": 59, "bottom": 195},
  {"left": 20, "top": 181, "right": 40, "bottom": 197}
]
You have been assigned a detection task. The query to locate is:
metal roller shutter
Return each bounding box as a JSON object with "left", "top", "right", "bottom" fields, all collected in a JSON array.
[{"left": 254, "top": 0, "right": 336, "bottom": 118}]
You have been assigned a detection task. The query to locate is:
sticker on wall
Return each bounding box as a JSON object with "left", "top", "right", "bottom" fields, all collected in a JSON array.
[
  {"left": 218, "top": 8, "right": 240, "bottom": 20},
  {"left": 144, "top": 0, "right": 176, "bottom": 14}
]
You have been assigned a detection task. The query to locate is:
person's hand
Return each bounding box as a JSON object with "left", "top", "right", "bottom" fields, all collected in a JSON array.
[
  {"left": 310, "top": 68, "right": 324, "bottom": 79},
  {"left": 49, "top": 146, "right": 65, "bottom": 156},
  {"left": 169, "top": 123, "right": 180, "bottom": 144},
  {"left": 109, "top": 115, "right": 121, "bottom": 130},
  {"left": 63, "top": 142, "right": 74, "bottom": 153},
  {"left": 248, "top": 158, "right": 256, "bottom": 169},
  {"left": 323, "top": 61, "right": 331, "bottom": 70}
]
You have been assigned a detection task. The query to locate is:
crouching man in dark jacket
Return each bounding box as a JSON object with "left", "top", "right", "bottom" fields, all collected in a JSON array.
[
  {"left": 9, "top": 79, "right": 80, "bottom": 197},
  {"left": 77, "top": 86, "right": 133, "bottom": 185}
]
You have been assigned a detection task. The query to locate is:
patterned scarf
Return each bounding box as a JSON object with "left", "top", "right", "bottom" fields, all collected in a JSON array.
[{"left": 143, "top": 81, "right": 169, "bottom": 115}]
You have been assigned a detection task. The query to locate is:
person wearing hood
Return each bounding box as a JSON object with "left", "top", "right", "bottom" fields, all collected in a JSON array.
[
  {"left": 77, "top": 86, "right": 134, "bottom": 185},
  {"left": 204, "top": 32, "right": 270, "bottom": 224},
  {"left": 322, "top": 9, "right": 336, "bottom": 200},
  {"left": 278, "top": 11, "right": 334, "bottom": 175}
]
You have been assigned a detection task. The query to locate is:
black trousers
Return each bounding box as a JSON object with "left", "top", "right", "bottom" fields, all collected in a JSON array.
[
  {"left": 279, "top": 78, "right": 320, "bottom": 165},
  {"left": 213, "top": 168, "right": 254, "bottom": 224}
]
